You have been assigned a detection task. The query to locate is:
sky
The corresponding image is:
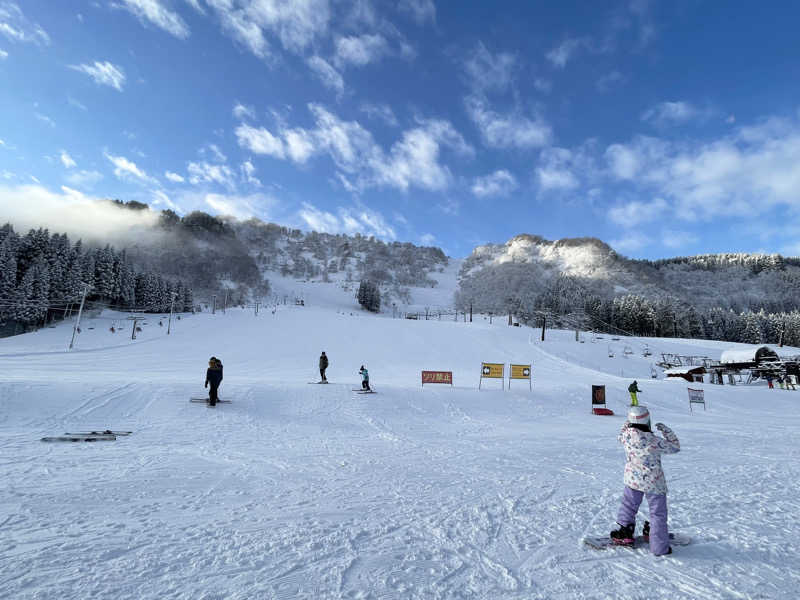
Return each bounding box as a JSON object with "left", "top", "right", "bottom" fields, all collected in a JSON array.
[{"left": 2, "top": 1, "right": 800, "bottom": 259}]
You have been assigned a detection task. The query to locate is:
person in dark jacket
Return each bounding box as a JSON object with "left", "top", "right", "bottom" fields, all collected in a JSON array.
[
  {"left": 319, "top": 351, "right": 329, "bottom": 383},
  {"left": 628, "top": 380, "right": 642, "bottom": 406},
  {"left": 205, "top": 357, "right": 223, "bottom": 405}
]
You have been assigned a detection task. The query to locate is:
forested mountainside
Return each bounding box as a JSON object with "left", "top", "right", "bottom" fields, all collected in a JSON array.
[
  {"left": 0, "top": 223, "right": 193, "bottom": 335},
  {"left": 455, "top": 234, "right": 800, "bottom": 345}
]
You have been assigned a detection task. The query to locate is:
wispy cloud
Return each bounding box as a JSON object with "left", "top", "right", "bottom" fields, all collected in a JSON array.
[
  {"left": 240, "top": 159, "right": 261, "bottom": 187},
  {"left": 35, "top": 112, "right": 55, "bottom": 127},
  {"left": 235, "top": 123, "right": 286, "bottom": 159},
  {"left": 65, "top": 169, "right": 103, "bottom": 188},
  {"left": 69, "top": 61, "right": 126, "bottom": 91},
  {"left": 608, "top": 197, "right": 668, "bottom": 227},
  {"left": 164, "top": 170, "right": 185, "bottom": 183},
  {"left": 232, "top": 101, "right": 255, "bottom": 120},
  {"left": 306, "top": 55, "right": 344, "bottom": 96},
  {"left": 60, "top": 150, "right": 77, "bottom": 168},
  {"left": 0, "top": 2, "right": 50, "bottom": 45},
  {"left": 187, "top": 161, "right": 236, "bottom": 189},
  {"left": 546, "top": 37, "right": 588, "bottom": 68},
  {"left": 297, "top": 201, "right": 396, "bottom": 240},
  {"left": 661, "top": 229, "right": 698, "bottom": 249},
  {"left": 360, "top": 103, "right": 398, "bottom": 127},
  {"left": 463, "top": 42, "right": 516, "bottom": 93},
  {"left": 398, "top": 0, "right": 435, "bottom": 24},
  {"left": 114, "top": 0, "right": 190, "bottom": 39},
  {"left": 0, "top": 48, "right": 7, "bottom": 59},
  {"left": 641, "top": 101, "right": 710, "bottom": 126},
  {"left": 104, "top": 151, "right": 154, "bottom": 183},
  {"left": 466, "top": 95, "right": 551, "bottom": 149},
  {"left": 334, "top": 33, "right": 389, "bottom": 68},
  {"left": 472, "top": 169, "right": 518, "bottom": 198},
  {"left": 610, "top": 232, "right": 647, "bottom": 253}
]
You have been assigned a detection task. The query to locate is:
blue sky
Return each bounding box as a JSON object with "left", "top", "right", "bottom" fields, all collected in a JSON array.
[{"left": 2, "top": 1, "right": 800, "bottom": 259}]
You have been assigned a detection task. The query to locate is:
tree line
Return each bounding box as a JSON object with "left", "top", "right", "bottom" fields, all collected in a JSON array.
[{"left": 0, "top": 224, "right": 193, "bottom": 334}]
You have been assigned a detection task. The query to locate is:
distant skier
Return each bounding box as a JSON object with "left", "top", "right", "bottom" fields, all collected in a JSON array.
[
  {"left": 205, "top": 356, "right": 223, "bottom": 406},
  {"left": 767, "top": 374, "right": 774, "bottom": 389},
  {"left": 777, "top": 375, "right": 785, "bottom": 390},
  {"left": 319, "top": 351, "right": 329, "bottom": 383},
  {"left": 628, "top": 380, "right": 642, "bottom": 406},
  {"left": 610, "top": 405, "right": 680, "bottom": 556},
  {"left": 359, "top": 365, "right": 370, "bottom": 391}
]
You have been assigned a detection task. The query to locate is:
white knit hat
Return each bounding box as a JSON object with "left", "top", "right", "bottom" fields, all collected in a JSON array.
[{"left": 627, "top": 405, "right": 651, "bottom": 426}]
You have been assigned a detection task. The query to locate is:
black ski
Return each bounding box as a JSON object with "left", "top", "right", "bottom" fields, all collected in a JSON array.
[
  {"left": 42, "top": 435, "right": 116, "bottom": 442},
  {"left": 190, "top": 398, "right": 231, "bottom": 403},
  {"left": 64, "top": 430, "right": 132, "bottom": 436}
]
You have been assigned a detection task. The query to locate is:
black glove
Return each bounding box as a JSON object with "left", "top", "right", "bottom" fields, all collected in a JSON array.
[{"left": 204, "top": 382, "right": 208, "bottom": 388}]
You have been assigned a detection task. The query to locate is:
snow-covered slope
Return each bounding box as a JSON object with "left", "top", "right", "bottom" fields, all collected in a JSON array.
[{"left": 2, "top": 305, "right": 798, "bottom": 599}]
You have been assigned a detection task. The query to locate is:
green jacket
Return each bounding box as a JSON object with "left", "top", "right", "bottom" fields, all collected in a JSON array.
[{"left": 628, "top": 382, "right": 641, "bottom": 393}]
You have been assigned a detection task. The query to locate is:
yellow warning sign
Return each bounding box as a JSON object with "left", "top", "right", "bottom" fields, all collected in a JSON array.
[
  {"left": 510, "top": 364, "right": 532, "bottom": 379},
  {"left": 481, "top": 363, "right": 504, "bottom": 378}
]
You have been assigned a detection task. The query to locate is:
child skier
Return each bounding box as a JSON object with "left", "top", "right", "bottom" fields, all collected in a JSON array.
[
  {"left": 610, "top": 405, "right": 680, "bottom": 556},
  {"left": 359, "top": 365, "right": 370, "bottom": 391},
  {"left": 205, "top": 357, "right": 223, "bottom": 406}
]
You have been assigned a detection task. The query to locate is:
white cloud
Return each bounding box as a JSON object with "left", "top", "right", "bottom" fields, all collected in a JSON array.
[
  {"left": 463, "top": 42, "right": 516, "bottom": 93},
  {"left": 0, "top": 183, "right": 158, "bottom": 241},
  {"left": 232, "top": 102, "right": 255, "bottom": 120},
  {"left": 610, "top": 232, "right": 647, "bottom": 253},
  {"left": 184, "top": 0, "right": 205, "bottom": 14},
  {"left": 306, "top": 55, "right": 344, "bottom": 95},
  {"left": 283, "top": 128, "right": 315, "bottom": 163},
  {"left": 597, "top": 70, "right": 624, "bottom": 92},
  {"left": 546, "top": 37, "right": 587, "bottom": 68},
  {"left": 115, "top": 0, "right": 190, "bottom": 39},
  {"left": 641, "top": 101, "right": 704, "bottom": 125},
  {"left": 0, "top": 2, "right": 50, "bottom": 45},
  {"left": 205, "top": 0, "right": 330, "bottom": 58},
  {"left": 105, "top": 151, "right": 154, "bottom": 183},
  {"left": 60, "top": 150, "right": 77, "bottom": 168},
  {"left": 187, "top": 161, "right": 236, "bottom": 189},
  {"left": 608, "top": 197, "right": 668, "bottom": 227},
  {"left": 604, "top": 117, "right": 800, "bottom": 219},
  {"left": 472, "top": 169, "right": 518, "bottom": 198},
  {"left": 536, "top": 147, "right": 581, "bottom": 191},
  {"left": 466, "top": 96, "right": 551, "bottom": 149},
  {"left": 398, "top": 0, "right": 436, "bottom": 24},
  {"left": 240, "top": 160, "right": 261, "bottom": 187},
  {"left": 69, "top": 61, "right": 126, "bottom": 91},
  {"left": 605, "top": 143, "right": 640, "bottom": 180},
  {"left": 360, "top": 103, "right": 398, "bottom": 127},
  {"left": 65, "top": 169, "right": 103, "bottom": 188},
  {"left": 533, "top": 78, "right": 552, "bottom": 93},
  {"left": 67, "top": 96, "right": 88, "bottom": 111},
  {"left": 35, "top": 112, "right": 55, "bottom": 127},
  {"left": 151, "top": 189, "right": 179, "bottom": 210},
  {"left": 0, "top": 48, "right": 7, "bottom": 59},
  {"left": 201, "top": 191, "right": 274, "bottom": 220},
  {"left": 419, "top": 232, "right": 436, "bottom": 245},
  {"left": 164, "top": 170, "right": 185, "bottom": 183},
  {"left": 297, "top": 201, "right": 396, "bottom": 240},
  {"left": 235, "top": 123, "right": 286, "bottom": 158},
  {"left": 661, "top": 229, "right": 698, "bottom": 249},
  {"left": 200, "top": 143, "right": 227, "bottom": 163},
  {"left": 334, "top": 33, "right": 389, "bottom": 68}
]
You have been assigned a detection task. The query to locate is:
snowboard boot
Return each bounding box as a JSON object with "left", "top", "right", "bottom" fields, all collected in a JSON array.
[
  {"left": 642, "top": 520, "right": 650, "bottom": 542},
  {"left": 610, "top": 523, "right": 635, "bottom": 546}
]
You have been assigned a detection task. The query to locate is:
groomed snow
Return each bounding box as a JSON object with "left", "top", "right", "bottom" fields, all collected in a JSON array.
[{"left": 2, "top": 303, "right": 799, "bottom": 599}]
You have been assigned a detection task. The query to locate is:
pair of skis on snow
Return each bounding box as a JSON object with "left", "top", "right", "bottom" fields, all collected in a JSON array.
[{"left": 41, "top": 430, "right": 132, "bottom": 443}]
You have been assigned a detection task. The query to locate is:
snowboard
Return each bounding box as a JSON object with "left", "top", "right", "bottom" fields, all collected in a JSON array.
[
  {"left": 64, "top": 430, "right": 132, "bottom": 436},
  {"left": 308, "top": 381, "right": 330, "bottom": 384},
  {"left": 583, "top": 532, "right": 691, "bottom": 550},
  {"left": 42, "top": 435, "right": 116, "bottom": 442},
  {"left": 352, "top": 389, "right": 376, "bottom": 394}
]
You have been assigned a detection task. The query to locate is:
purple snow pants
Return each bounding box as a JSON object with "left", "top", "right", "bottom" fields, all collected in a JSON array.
[{"left": 616, "top": 486, "right": 670, "bottom": 555}]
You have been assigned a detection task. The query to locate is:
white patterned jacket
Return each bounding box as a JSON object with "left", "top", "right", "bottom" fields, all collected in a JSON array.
[{"left": 619, "top": 424, "right": 680, "bottom": 494}]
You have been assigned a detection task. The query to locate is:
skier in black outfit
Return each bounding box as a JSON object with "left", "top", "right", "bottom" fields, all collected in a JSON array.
[
  {"left": 319, "top": 351, "right": 329, "bottom": 382},
  {"left": 205, "top": 357, "right": 223, "bottom": 405}
]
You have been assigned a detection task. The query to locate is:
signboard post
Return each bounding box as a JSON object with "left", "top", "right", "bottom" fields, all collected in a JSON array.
[
  {"left": 688, "top": 387, "right": 705, "bottom": 413},
  {"left": 591, "top": 385, "right": 613, "bottom": 415},
  {"left": 422, "top": 371, "right": 453, "bottom": 387},
  {"left": 479, "top": 363, "right": 505, "bottom": 390},
  {"left": 509, "top": 364, "right": 532, "bottom": 390}
]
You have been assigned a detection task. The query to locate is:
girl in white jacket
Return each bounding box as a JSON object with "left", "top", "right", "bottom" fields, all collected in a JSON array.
[{"left": 610, "top": 405, "right": 680, "bottom": 555}]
